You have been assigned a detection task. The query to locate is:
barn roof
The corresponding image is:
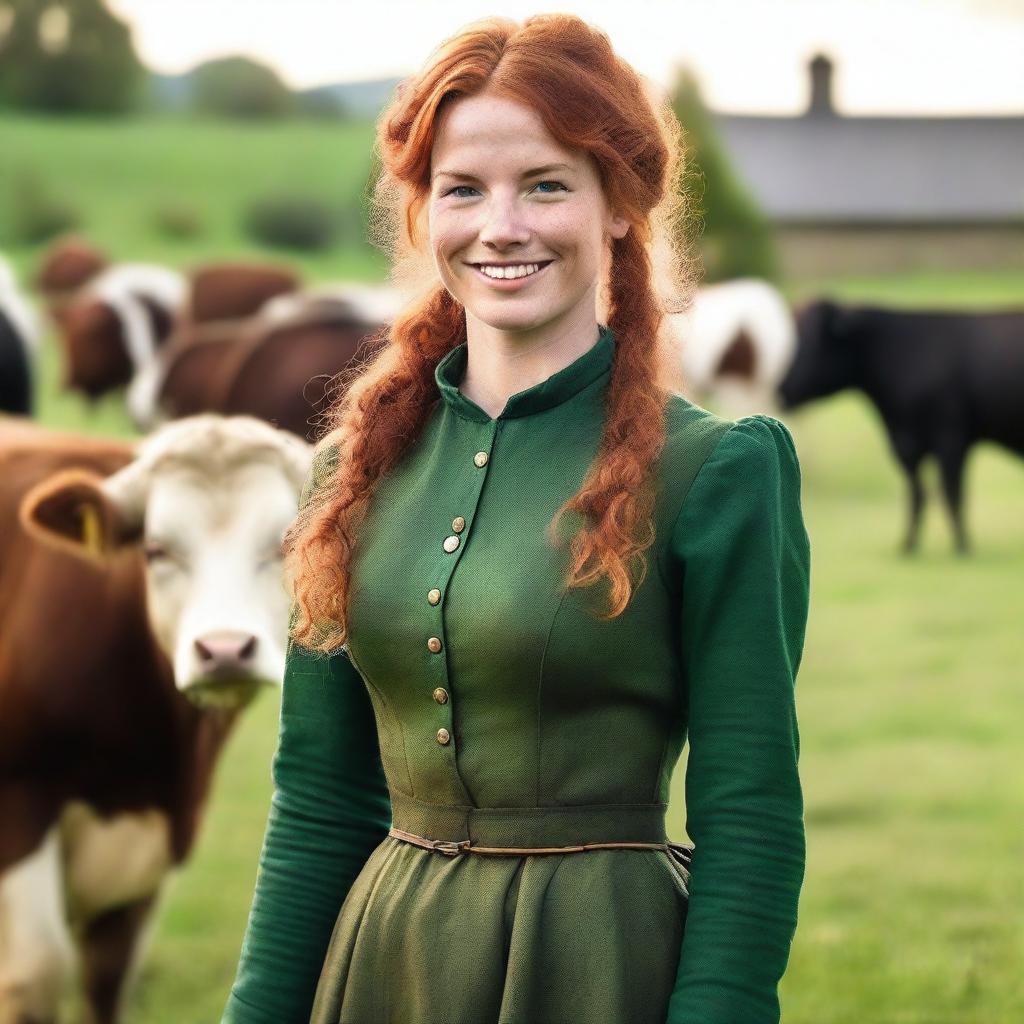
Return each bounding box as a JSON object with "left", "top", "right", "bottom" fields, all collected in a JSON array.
[{"left": 714, "top": 57, "right": 1024, "bottom": 225}]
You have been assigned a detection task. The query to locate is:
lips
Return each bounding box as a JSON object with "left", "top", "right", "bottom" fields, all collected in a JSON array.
[{"left": 467, "top": 259, "right": 554, "bottom": 285}]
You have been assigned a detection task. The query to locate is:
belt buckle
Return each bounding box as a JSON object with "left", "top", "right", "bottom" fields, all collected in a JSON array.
[{"left": 433, "top": 839, "right": 469, "bottom": 857}]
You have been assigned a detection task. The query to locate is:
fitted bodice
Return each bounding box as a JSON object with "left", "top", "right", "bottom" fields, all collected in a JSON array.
[{"left": 344, "top": 328, "right": 725, "bottom": 835}]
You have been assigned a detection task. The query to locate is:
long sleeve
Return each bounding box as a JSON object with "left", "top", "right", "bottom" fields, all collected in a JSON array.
[
  {"left": 665, "top": 414, "right": 811, "bottom": 1024},
  {"left": 223, "top": 447, "right": 392, "bottom": 1024},
  {"left": 222, "top": 640, "right": 392, "bottom": 1024}
]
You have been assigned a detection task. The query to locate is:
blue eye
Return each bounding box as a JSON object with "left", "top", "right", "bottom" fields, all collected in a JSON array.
[
  {"left": 440, "top": 180, "right": 569, "bottom": 197},
  {"left": 533, "top": 180, "right": 568, "bottom": 194},
  {"left": 445, "top": 185, "right": 478, "bottom": 198}
]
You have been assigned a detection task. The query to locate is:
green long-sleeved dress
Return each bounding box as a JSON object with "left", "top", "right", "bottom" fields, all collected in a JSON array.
[{"left": 223, "top": 325, "right": 811, "bottom": 1024}]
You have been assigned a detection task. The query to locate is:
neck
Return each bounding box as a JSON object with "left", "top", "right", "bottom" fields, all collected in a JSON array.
[{"left": 460, "top": 300, "right": 602, "bottom": 419}]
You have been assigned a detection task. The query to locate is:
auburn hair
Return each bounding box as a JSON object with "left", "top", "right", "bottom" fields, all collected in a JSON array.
[{"left": 287, "top": 14, "right": 696, "bottom": 653}]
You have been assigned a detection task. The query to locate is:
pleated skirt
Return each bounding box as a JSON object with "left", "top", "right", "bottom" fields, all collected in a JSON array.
[{"left": 310, "top": 836, "right": 690, "bottom": 1024}]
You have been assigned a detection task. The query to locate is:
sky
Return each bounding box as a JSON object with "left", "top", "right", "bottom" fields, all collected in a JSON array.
[{"left": 106, "top": 0, "right": 1024, "bottom": 115}]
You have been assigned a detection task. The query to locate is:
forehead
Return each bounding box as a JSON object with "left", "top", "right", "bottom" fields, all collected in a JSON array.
[{"left": 432, "top": 91, "right": 578, "bottom": 171}]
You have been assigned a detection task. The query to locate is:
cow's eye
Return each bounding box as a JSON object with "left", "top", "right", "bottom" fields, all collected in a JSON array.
[{"left": 143, "top": 541, "right": 171, "bottom": 563}]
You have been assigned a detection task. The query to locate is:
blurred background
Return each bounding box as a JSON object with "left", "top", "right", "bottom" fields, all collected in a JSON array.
[{"left": 1, "top": 1, "right": 1022, "bottom": 1022}]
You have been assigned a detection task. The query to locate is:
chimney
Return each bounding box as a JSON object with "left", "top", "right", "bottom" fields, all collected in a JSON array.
[{"left": 807, "top": 53, "right": 835, "bottom": 117}]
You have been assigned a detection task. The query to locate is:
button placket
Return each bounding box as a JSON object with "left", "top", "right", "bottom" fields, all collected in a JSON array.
[{"left": 424, "top": 420, "right": 500, "bottom": 756}]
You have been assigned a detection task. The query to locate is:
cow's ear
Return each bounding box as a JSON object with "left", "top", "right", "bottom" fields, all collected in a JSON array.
[{"left": 19, "top": 469, "right": 139, "bottom": 561}]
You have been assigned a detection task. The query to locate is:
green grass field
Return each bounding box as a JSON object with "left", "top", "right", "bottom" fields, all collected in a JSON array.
[
  {"left": 4, "top": 113, "right": 1023, "bottom": 1024},
  {"left": 0, "top": 112, "right": 386, "bottom": 281}
]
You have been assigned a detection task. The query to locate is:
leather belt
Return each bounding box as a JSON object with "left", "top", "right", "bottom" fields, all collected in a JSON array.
[
  {"left": 387, "top": 791, "right": 670, "bottom": 849},
  {"left": 388, "top": 826, "right": 693, "bottom": 867}
]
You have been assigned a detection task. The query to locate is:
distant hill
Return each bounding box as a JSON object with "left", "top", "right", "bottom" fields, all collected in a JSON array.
[
  {"left": 299, "top": 77, "right": 402, "bottom": 119},
  {"left": 148, "top": 70, "right": 401, "bottom": 119}
]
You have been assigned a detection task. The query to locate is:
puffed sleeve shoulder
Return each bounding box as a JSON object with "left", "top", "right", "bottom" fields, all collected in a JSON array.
[{"left": 665, "top": 414, "right": 811, "bottom": 1024}]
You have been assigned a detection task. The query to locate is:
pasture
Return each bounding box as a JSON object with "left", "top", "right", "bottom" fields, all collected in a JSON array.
[
  {"left": 4, "top": 113, "right": 1023, "bottom": 1024},
  {"left": 0, "top": 113, "right": 387, "bottom": 282}
]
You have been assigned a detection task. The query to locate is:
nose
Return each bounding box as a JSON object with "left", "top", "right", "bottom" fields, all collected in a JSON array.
[
  {"left": 479, "top": 197, "right": 530, "bottom": 250},
  {"left": 194, "top": 630, "right": 258, "bottom": 676}
]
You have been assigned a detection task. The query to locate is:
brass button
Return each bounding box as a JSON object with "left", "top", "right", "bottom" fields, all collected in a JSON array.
[
  {"left": 433, "top": 687, "right": 449, "bottom": 705},
  {"left": 436, "top": 727, "right": 451, "bottom": 745},
  {"left": 473, "top": 451, "right": 488, "bottom": 467},
  {"left": 452, "top": 516, "right": 466, "bottom": 533},
  {"left": 427, "top": 636, "right": 442, "bottom": 653},
  {"left": 442, "top": 535, "right": 460, "bottom": 553},
  {"left": 427, "top": 588, "right": 441, "bottom": 605}
]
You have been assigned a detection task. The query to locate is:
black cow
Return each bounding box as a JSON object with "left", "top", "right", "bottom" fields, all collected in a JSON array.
[
  {"left": 779, "top": 300, "right": 1024, "bottom": 554},
  {"left": 0, "top": 257, "right": 38, "bottom": 416}
]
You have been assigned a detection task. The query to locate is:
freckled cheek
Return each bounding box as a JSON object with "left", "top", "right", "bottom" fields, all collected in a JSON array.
[
  {"left": 429, "top": 208, "right": 478, "bottom": 263},
  {"left": 533, "top": 208, "right": 586, "bottom": 257}
]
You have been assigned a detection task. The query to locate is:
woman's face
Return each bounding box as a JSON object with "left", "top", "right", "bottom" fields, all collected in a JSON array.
[{"left": 427, "top": 90, "right": 629, "bottom": 339}]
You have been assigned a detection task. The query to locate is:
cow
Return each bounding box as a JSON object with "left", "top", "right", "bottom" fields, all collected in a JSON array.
[
  {"left": 55, "top": 264, "right": 187, "bottom": 404},
  {"left": 0, "top": 254, "right": 41, "bottom": 416},
  {"left": 778, "top": 299, "right": 1024, "bottom": 553},
  {"left": 131, "top": 284, "right": 397, "bottom": 439},
  {"left": 51, "top": 260, "right": 301, "bottom": 408},
  {"left": 185, "top": 261, "right": 300, "bottom": 324},
  {"left": 669, "top": 278, "right": 796, "bottom": 416},
  {"left": 129, "top": 319, "right": 243, "bottom": 429},
  {"left": 205, "top": 286, "right": 394, "bottom": 441},
  {"left": 0, "top": 415, "right": 312, "bottom": 1024}
]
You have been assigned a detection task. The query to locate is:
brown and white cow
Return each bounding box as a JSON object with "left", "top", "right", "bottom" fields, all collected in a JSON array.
[
  {"left": 669, "top": 277, "right": 796, "bottom": 416},
  {"left": 184, "top": 261, "right": 300, "bottom": 325},
  {"left": 0, "top": 415, "right": 312, "bottom": 1024},
  {"left": 55, "top": 263, "right": 186, "bottom": 404},
  {"left": 53, "top": 259, "right": 301, "bottom": 413},
  {"left": 130, "top": 283, "right": 398, "bottom": 439}
]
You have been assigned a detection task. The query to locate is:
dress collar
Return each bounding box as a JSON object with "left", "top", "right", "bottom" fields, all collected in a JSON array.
[{"left": 434, "top": 325, "right": 615, "bottom": 423}]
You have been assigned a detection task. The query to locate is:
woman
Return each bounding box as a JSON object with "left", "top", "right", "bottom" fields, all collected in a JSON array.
[{"left": 224, "top": 14, "right": 810, "bottom": 1024}]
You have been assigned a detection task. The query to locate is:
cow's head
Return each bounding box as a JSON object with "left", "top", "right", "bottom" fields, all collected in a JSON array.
[
  {"left": 35, "top": 235, "right": 108, "bottom": 321},
  {"left": 778, "top": 298, "right": 861, "bottom": 409},
  {"left": 21, "top": 415, "right": 313, "bottom": 708}
]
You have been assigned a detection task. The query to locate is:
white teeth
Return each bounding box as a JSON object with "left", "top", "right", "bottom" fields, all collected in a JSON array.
[{"left": 478, "top": 262, "right": 541, "bottom": 280}]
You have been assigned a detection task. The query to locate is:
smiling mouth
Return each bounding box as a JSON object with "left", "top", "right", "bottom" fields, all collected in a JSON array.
[{"left": 469, "top": 260, "right": 554, "bottom": 281}]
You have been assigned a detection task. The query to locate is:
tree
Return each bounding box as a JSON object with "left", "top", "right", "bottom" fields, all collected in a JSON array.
[
  {"left": 671, "top": 68, "right": 779, "bottom": 283},
  {"left": 190, "top": 55, "right": 294, "bottom": 119},
  {"left": 0, "top": 0, "right": 144, "bottom": 114}
]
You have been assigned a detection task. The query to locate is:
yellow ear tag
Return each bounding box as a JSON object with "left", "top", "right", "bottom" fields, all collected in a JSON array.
[{"left": 79, "top": 503, "right": 104, "bottom": 557}]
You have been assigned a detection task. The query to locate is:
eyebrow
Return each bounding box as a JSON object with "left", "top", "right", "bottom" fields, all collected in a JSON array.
[{"left": 431, "top": 162, "right": 574, "bottom": 183}]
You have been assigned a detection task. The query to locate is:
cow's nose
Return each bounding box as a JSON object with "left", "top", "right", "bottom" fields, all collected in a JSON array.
[{"left": 194, "top": 631, "right": 258, "bottom": 675}]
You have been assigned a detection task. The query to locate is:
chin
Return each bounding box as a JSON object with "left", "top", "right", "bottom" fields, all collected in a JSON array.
[
  {"left": 465, "top": 302, "right": 565, "bottom": 335},
  {"left": 473, "top": 315, "right": 549, "bottom": 334}
]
